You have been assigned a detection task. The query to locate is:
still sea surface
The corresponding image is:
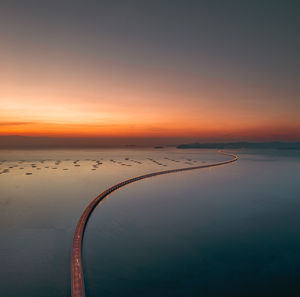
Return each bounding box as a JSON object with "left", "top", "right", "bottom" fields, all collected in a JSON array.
[{"left": 0, "top": 148, "right": 300, "bottom": 297}]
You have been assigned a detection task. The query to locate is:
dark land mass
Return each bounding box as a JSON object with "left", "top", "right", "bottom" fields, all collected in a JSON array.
[{"left": 177, "top": 142, "right": 300, "bottom": 150}]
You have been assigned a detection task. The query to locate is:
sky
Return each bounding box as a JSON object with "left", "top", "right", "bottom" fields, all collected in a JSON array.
[{"left": 1, "top": 0, "right": 300, "bottom": 144}]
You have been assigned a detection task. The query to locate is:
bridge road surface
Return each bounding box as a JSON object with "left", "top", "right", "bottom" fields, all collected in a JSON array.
[{"left": 71, "top": 151, "right": 239, "bottom": 297}]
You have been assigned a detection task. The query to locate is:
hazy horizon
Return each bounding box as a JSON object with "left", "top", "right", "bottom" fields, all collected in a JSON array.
[{"left": 1, "top": 135, "right": 300, "bottom": 149}]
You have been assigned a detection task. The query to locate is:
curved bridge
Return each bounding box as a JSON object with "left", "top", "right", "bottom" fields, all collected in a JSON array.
[{"left": 71, "top": 151, "right": 239, "bottom": 297}]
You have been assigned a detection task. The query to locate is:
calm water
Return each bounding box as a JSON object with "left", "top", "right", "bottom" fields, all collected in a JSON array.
[{"left": 0, "top": 148, "right": 300, "bottom": 296}]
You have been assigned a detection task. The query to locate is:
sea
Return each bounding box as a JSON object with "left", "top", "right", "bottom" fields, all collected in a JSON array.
[{"left": 0, "top": 148, "right": 300, "bottom": 297}]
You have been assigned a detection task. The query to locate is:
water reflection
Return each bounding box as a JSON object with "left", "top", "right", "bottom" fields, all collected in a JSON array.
[{"left": 0, "top": 149, "right": 299, "bottom": 297}]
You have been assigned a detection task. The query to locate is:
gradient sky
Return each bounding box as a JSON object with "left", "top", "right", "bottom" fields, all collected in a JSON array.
[{"left": 1, "top": 0, "right": 299, "bottom": 142}]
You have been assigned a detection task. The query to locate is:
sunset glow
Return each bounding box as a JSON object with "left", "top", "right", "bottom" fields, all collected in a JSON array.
[{"left": 1, "top": 1, "right": 299, "bottom": 143}]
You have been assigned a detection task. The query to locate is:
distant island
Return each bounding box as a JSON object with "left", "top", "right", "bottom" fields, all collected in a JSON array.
[{"left": 177, "top": 142, "right": 300, "bottom": 150}]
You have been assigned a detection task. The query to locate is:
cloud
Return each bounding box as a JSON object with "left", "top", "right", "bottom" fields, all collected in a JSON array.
[{"left": 0, "top": 121, "right": 34, "bottom": 126}]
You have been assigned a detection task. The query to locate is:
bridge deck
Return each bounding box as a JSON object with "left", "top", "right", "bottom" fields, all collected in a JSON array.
[{"left": 71, "top": 151, "right": 239, "bottom": 297}]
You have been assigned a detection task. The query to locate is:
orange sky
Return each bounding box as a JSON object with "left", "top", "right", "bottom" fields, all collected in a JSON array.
[
  {"left": 1, "top": 57, "right": 299, "bottom": 141},
  {"left": 1, "top": 1, "right": 300, "bottom": 143}
]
